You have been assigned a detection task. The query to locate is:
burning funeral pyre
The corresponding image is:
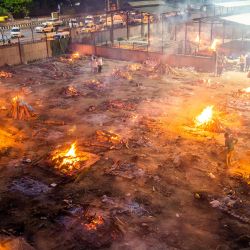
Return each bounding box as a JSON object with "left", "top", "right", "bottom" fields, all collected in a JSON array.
[
  {"left": 71, "top": 52, "right": 80, "bottom": 60},
  {"left": 51, "top": 142, "right": 99, "bottom": 176},
  {"left": 233, "top": 87, "right": 250, "bottom": 98},
  {"left": 10, "top": 96, "right": 34, "bottom": 120},
  {"left": 84, "top": 215, "right": 104, "bottom": 231},
  {"left": 0, "top": 71, "right": 12, "bottom": 79},
  {"left": 61, "top": 85, "right": 80, "bottom": 97},
  {"left": 112, "top": 68, "right": 133, "bottom": 82},
  {"left": 194, "top": 106, "right": 223, "bottom": 132}
]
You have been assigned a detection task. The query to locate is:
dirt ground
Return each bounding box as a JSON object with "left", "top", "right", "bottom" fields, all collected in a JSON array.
[{"left": 0, "top": 56, "right": 249, "bottom": 250}]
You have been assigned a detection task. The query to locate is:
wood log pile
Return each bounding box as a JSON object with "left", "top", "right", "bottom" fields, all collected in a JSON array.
[
  {"left": 111, "top": 68, "right": 133, "bottom": 82},
  {"left": 10, "top": 97, "right": 34, "bottom": 120},
  {"left": 61, "top": 86, "right": 80, "bottom": 97}
]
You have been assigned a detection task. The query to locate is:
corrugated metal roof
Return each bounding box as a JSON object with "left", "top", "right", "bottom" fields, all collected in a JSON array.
[
  {"left": 128, "top": 1, "right": 166, "bottom": 7},
  {"left": 221, "top": 12, "right": 250, "bottom": 25},
  {"left": 214, "top": 0, "right": 250, "bottom": 8}
]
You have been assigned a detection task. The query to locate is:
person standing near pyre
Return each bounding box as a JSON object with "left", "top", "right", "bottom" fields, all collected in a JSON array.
[
  {"left": 224, "top": 131, "right": 238, "bottom": 167},
  {"left": 97, "top": 57, "right": 103, "bottom": 73},
  {"left": 239, "top": 54, "right": 246, "bottom": 72},
  {"left": 217, "top": 54, "right": 225, "bottom": 77}
]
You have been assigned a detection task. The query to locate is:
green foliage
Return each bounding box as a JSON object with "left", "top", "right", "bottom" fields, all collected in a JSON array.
[
  {"left": 0, "top": 0, "right": 33, "bottom": 17},
  {"left": 0, "top": 6, "right": 8, "bottom": 15}
]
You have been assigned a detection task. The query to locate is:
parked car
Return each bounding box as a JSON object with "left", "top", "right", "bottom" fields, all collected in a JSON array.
[
  {"left": 35, "top": 24, "right": 55, "bottom": 33},
  {"left": 84, "top": 15, "right": 94, "bottom": 25},
  {"left": 10, "top": 27, "right": 23, "bottom": 38},
  {"left": 47, "top": 18, "right": 63, "bottom": 27},
  {"left": 81, "top": 23, "right": 96, "bottom": 33},
  {"left": 69, "top": 19, "right": 79, "bottom": 28}
]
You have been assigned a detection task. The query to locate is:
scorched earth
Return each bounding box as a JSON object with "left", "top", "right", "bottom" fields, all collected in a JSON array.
[{"left": 0, "top": 56, "right": 249, "bottom": 250}]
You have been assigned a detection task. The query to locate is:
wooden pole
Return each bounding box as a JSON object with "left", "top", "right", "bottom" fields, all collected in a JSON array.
[
  {"left": 17, "top": 37, "right": 23, "bottom": 64},
  {"left": 126, "top": 11, "right": 129, "bottom": 40},
  {"left": 184, "top": 23, "right": 187, "bottom": 54},
  {"left": 110, "top": 12, "right": 114, "bottom": 45},
  {"left": 161, "top": 14, "right": 164, "bottom": 53},
  {"left": 210, "top": 21, "right": 213, "bottom": 42},
  {"left": 198, "top": 20, "right": 201, "bottom": 51},
  {"left": 147, "top": 14, "right": 150, "bottom": 47}
]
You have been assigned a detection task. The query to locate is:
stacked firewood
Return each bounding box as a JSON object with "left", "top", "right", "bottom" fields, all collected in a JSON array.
[{"left": 10, "top": 97, "right": 34, "bottom": 120}]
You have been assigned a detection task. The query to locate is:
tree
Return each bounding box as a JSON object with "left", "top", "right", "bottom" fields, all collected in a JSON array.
[{"left": 0, "top": 0, "right": 33, "bottom": 17}]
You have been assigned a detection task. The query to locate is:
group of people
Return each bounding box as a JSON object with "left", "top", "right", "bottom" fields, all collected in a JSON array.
[
  {"left": 216, "top": 53, "right": 250, "bottom": 76},
  {"left": 91, "top": 55, "right": 103, "bottom": 73},
  {"left": 239, "top": 54, "right": 250, "bottom": 72}
]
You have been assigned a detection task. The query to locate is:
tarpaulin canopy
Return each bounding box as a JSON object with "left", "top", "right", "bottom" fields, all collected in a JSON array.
[{"left": 221, "top": 12, "right": 250, "bottom": 26}]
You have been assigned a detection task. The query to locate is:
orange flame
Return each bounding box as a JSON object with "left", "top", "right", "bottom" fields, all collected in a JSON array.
[
  {"left": 210, "top": 39, "right": 219, "bottom": 51},
  {"left": 195, "top": 106, "right": 214, "bottom": 127},
  {"left": 52, "top": 142, "right": 82, "bottom": 173},
  {"left": 84, "top": 216, "right": 104, "bottom": 230},
  {"left": 243, "top": 87, "right": 250, "bottom": 93},
  {"left": 72, "top": 52, "right": 80, "bottom": 59},
  {"left": 195, "top": 35, "right": 200, "bottom": 43}
]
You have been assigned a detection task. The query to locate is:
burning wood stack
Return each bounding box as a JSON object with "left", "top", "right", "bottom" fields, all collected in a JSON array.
[
  {"left": 233, "top": 87, "right": 250, "bottom": 98},
  {"left": 84, "top": 79, "right": 103, "bottom": 91},
  {"left": 62, "top": 86, "right": 80, "bottom": 97},
  {"left": 96, "top": 130, "right": 121, "bottom": 145},
  {"left": 194, "top": 106, "right": 223, "bottom": 132},
  {"left": 51, "top": 142, "right": 99, "bottom": 176},
  {"left": 10, "top": 96, "right": 34, "bottom": 120},
  {"left": 0, "top": 71, "right": 12, "bottom": 78},
  {"left": 112, "top": 68, "right": 133, "bottom": 82},
  {"left": 126, "top": 63, "right": 142, "bottom": 72},
  {"left": 59, "top": 52, "right": 81, "bottom": 63}
]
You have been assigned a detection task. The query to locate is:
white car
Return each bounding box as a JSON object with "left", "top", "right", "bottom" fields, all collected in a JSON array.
[
  {"left": 85, "top": 15, "right": 94, "bottom": 24},
  {"left": 10, "top": 27, "right": 22, "bottom": 38},
  {"left": 35, "top": 24, "right": 55, "bottom": 33}
]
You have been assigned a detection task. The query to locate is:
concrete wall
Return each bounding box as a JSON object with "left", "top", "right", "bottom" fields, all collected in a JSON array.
[
  {"left": 0, "top": 45, "right": 21, "bottom": 66},
  {"left": 72, "top": 44, "right": 215, "bottom": 72},
  {"left": 22, "top": 41, "right": 52, "bottom": 63},
  {"left": 0, "top": 40, "right": 52, "bottom": 67}
]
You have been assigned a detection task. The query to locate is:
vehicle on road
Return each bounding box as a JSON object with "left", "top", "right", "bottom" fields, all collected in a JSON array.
[
  {"left": 35, "top": 23, "right": 55, "bottom": 33},
  {"left": 0, "top": 16, "right": 9, "bottom": 22},
  {"left": 85, "top": 15, "right": 94, "bottom": 25},
  {"left": 10, "top": 27, "right": 23, "bottom": 38},
  {"left": 81, "top": 23, "right": 97, "bottom": 33},
  {"left": 69, "top": 19, "right": 79, "bottom": 28},
  {"left": 47, "top": 18, "right": 63, "bottom": 27}
]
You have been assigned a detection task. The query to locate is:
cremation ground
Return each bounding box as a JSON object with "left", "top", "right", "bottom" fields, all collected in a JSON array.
[{"left": 0, "top": 56, "right": 249, "bottom": 250}]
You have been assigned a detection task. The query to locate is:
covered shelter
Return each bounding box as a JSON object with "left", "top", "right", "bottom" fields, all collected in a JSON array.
[{"left": 214, "top": 0, "right": 250, "bottom": 15}]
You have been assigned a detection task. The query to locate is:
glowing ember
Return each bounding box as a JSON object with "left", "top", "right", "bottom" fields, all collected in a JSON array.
[
  {"left": 195, "top": 106, "right": 214, "bottom": 127},
  {"left": 127, "top": 63, "right": 142, "bottom": 71},
  {"left": 52, "top": 142, "right": 88, "bottom": 175},
  {"left": 243, "top": 87, "right": 250, "bottom": 93},
  {"left": 210, "top": 39, "right": 219, "bottom": 51},
  {"left": 0, "top": 71, "right": 12, "bottom": 78},
  {"left": 84, "top": 215, "right": 104, "bottom": 231},
  {"left": 112, "top": 68, "right": 133, "bottom": 81},
  {"left": 71, "top": 52, "right": 80, "bottom": 59}
]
